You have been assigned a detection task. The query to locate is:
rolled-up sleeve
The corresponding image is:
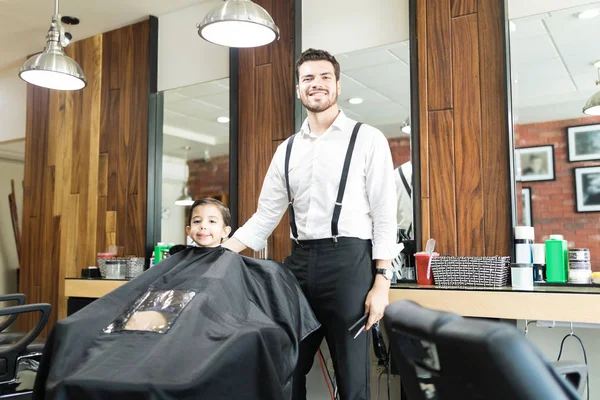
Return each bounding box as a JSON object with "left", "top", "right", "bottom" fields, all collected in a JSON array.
[
  {"left": 365, "top": 132, "right": 398, "bottom": 260},
  {"left": 233, "top": 144, "right": 289, "bottom": 251}
]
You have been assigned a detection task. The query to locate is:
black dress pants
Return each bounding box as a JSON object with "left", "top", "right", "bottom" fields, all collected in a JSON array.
[{"left": 284, "top": 237, "right": 374, "bottom": 400}]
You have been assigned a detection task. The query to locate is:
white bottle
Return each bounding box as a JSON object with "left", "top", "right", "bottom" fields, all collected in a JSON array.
[{"left": 514, "top": 226, "right": 534, "bottom": 264}]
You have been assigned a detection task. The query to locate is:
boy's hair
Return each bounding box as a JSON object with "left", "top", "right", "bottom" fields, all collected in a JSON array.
[
  {"left": 187, "top": 198, "right": 232, "bottom": 227},
  {"left": 295, "top": 48, "right": 340, "bottom": 82}
]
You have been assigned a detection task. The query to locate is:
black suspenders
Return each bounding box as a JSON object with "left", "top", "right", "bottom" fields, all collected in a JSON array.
[{"left": 284, "top": 122, "right": 363, "bottom": 244}]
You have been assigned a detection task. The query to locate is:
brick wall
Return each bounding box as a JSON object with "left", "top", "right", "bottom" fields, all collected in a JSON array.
[
  {"left": 187, "top": 155, "right": 229, "bottom": 202},
  {"left": 186, "top": 136, "right": 411, "bottom": 202},
  {"left": 515, "top": 115, "right": 600, "bottom": 271}
]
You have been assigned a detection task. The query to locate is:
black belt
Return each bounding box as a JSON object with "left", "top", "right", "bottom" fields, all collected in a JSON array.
[
  {"left": 285, "top": 122, "right": 362, "bottom": 244},
  {"left": 292, "top": 237, "right": 369, "bottom": 249}
]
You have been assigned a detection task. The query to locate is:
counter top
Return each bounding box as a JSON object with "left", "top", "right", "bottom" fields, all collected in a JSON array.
[
  {"left": 390, "top": 283, "right": 600, "bottom": 323},
  {"left": 64, "top": 279, "right": 600, "bottom": 324},
  {"left": 64, "top": 278, "right": 127, "bottom": 298},
  {"left": 391, "top": 282, "right": 600, "bottom": 294}
]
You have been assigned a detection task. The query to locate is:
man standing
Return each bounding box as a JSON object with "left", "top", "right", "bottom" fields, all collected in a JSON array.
[{"left": 223, "top": 48, "right": 397, "bottom": 400}]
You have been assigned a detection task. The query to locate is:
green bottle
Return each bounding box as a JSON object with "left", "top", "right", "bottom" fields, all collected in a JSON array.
[
  {"left": 154, "top": 242, "right": 169, "bottom": 264},
  {"left": 545, "top": 235, "right": 567, "bottom": 283}
]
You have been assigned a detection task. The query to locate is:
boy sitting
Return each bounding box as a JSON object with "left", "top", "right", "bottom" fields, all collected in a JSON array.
[{"left": 124, "top": 198, "right": 232, "bottom": 331}]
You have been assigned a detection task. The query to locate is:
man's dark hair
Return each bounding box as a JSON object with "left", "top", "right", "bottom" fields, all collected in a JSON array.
[
  {"left": 295, "top": 48, "right": 340, "bottom": 82},
  {"left": 187, "top": 198, "right": 232, "bottom": 227}
]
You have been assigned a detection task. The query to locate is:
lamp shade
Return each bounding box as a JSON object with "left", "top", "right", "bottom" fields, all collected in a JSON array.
[
  {"left": 583, "top": 89, "right": 600, "bottom": 116},
  {"left": 401, "top": 118, "right": 411, "bottom": 134},
  {"left": 198, "top": 0, "right": 280, "bottom": 48},
  {"left": 20, "top": 49, "right": 86, "bottom": 90},
  {"left": 175, "top": 187, "right": 194, "bottom": 206}
]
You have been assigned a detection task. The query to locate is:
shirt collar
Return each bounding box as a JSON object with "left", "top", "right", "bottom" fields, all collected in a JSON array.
[{"left": 299, "top": 110, "right": 351, "bottom": 137}]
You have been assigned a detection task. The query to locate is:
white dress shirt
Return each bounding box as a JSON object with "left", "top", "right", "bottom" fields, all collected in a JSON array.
[
  {"left": 233, "top": 111, "right": 397, "bottom": 260},
  {"left": 395, "top": 161, "right": 413, "bottom": 231}
]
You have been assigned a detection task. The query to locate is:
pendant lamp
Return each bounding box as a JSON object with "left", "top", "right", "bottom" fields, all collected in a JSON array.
[
  {"left": 401, "top": 118, "right": 411, "bottom": 135},
  {"left": 583, "top": 61, "right": 600, "bottom": 116},
  {"left": 175, "top": 146, "right": 194, "bottom": 207},
  {"left": 19, "top": 0, "right": 86, "bottom": 90},
  {"left": 197, "top": 0, "right": 280, "bottom": 48}
]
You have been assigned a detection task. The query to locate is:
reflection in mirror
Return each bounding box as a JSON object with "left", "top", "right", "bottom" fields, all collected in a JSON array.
[
  {"left": 160, "top": 78, "right": 230, "bottom": 245},
  {"left": 509, "top": 2, "right": 600, "bottom": 273},
  {"left": 334, "top": 41, "right": 412, "bottom": 228},
  {"left": 332, "top": 41, "right": 413, "bottom": 282}
]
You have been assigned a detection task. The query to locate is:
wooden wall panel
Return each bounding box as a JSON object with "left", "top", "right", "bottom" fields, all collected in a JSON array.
[
  {"left": 451, "top": 0, "right": 477, "bottom": 17},
  {"left": 20, "top": 20, "right": 152, "bottom": 330},
  {"left": 426, "top": 0, "right": 453, "bottom": 110},
  {"left": 429, "top": 110, "right": 457, "bottom": 254},
  {"left": 452, "top": 15, "right": 484, "bottom": 256},
  {"left": 478, "top": 0, "right": 511, "bottom": 256},
  {"left": 237, "top": 0, "right": 294, "bottom": 262},
  {"left": 416, "top": 0, "right": 510, "bottom": 257}
]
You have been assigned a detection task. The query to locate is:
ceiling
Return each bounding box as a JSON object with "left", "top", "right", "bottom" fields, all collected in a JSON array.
[
  {"left": 0, "top": 0, "right": 209, "bottom": 70},
  {"left": 4, "top": 0, "right": 598, "bottom": 159},
  {"left": 509, "top": 1, "right": 600, "bottom": 123},
  {"left": 163, "top": 78, "right": 230, "bottom": 160},
  {"left": 162, "top": 40, "right": 412, "bottom": 161}
]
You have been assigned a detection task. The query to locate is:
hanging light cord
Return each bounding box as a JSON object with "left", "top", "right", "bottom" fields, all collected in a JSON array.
[{"left": 556, "top": 332, "right": 589, "bottom": 400}]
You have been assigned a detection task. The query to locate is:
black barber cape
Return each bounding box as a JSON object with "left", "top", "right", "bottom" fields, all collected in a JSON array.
[{"left": 33, "top": 247, "right": 320, "bottom": 400}]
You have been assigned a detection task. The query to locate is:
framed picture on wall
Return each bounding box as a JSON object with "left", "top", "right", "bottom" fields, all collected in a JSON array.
[
  {"left": 515, "top": 145, "right": 555, "bottom": 182},
  {"left": 567, "top": 124, "right": 600, "bottom": 162},
  {"left": 574, "top": 166, "right": 600, "bottom": 212},
  {"left": 521, "top": 187, "right": 533, "bottom": 226}
]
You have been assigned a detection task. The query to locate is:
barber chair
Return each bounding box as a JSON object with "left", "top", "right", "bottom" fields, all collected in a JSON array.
[
  {"left": 0, "top": 294, "right": 26, "bottom": 345},
  {"left": 0, "top": 300, "right": 51, "bottom": 399},
  {"left": 384, "top": 300, "right": 584, "bottom": 400}
]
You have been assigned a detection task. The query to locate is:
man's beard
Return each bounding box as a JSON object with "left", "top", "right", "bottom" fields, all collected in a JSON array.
[{"left": 301, "top": 90, "right": 338, "bottom": 113}]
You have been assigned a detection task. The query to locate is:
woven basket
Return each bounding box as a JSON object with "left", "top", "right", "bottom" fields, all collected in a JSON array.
[{"left": 431, "top": 256, "right": 511, "bottom": 287}]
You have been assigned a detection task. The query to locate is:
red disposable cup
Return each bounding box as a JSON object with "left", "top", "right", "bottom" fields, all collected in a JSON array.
[{"left": 415, "top": 252, "right": 439, "bottom": 285}]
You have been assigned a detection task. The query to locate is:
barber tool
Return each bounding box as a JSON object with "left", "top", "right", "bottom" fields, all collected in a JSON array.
[
  {"left": 425, "top": 238, "right": 436, "bottom": 280},
  {"left": 348, "top": 313, "right": 369, "bottom": 339}
]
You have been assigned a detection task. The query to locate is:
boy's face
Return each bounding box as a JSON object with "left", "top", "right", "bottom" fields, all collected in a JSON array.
[{"left": 186, "top": 204, "right": 231, "bottom": 247}]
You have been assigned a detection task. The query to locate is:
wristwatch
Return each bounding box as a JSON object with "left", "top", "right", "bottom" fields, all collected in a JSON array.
[{"left": 375, "top": 268, "right": 393, "bottom": 281}]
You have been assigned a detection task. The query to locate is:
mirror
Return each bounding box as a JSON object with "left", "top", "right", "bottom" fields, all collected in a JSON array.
[
  {"left": 334, "top": 41, "right": 413, "bottom": 234},
  {"left": 300, "top": 0, "right": 413, "bottom": 275},
  {"left": 508, "top": 1, "right": 600, "bottom": 275},
  {"left": 160, "top": 78, "right": 230, "bottom": 245}
]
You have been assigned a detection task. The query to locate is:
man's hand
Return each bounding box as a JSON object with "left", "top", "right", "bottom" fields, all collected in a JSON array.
[
  {"left": 221, "top": 237, "right": 247, "bottom": 253},
  {"left": 364, "top": 274, "right": 390, "bottom": 330}
]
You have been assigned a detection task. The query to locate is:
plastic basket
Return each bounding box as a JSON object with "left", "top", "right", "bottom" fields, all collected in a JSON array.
[{"left": 431, "top": 256, "right": 511, "bottom": 287}]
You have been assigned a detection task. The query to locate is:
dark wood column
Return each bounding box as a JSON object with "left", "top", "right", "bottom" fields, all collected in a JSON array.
[
  {"left": 20, "top": 19, "right": 154, "bottom": 332},
  {"left": 237, "top": 0, "right": 295, "bottom": 261},
  {"left": 415, "top": 0, "right": 511, "bottom": 256}
]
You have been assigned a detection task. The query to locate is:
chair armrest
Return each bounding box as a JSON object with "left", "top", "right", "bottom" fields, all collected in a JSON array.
[
  {"left": 0, "top": 294, "right": 27, "bottom": 332},
  {"left": 0, "top": 303, "right": 51, "bottom": 384}
]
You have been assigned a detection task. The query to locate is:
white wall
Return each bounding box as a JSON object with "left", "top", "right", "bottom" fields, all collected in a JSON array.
[
  {"left": 302, "top": 0, "right": 409, "bottom": 54},
  {"left": 158, "top": 0, "right": 229, "bottom": 92},
  {"left": 507, "top": 0, "right": 598, "bottom": 19},
  {"left": 0, "top": 159, "right": 24, "bottom": 295},
  {"left": 161, "top": 156, "right": 187, "bottom": 245},
  {"left": 0, "top": 63, "right": 27, "bottom": 142}
]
